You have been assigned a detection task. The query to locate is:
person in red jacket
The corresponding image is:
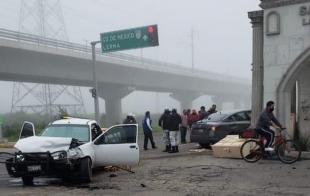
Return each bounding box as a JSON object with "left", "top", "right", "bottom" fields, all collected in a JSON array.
[{"left": 188, "top": 109, "right": 200, "bottom": 129}]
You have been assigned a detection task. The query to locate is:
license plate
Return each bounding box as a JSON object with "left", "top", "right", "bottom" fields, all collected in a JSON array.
[{"left": 27, "top": 165, "right": 41, "bottom": 172}]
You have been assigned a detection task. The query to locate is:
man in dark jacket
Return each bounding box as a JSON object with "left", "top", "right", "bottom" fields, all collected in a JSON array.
[
  {"left": 143, "top": 111, "right": 156, "bottom": 150},
  {"left": 123, "top": 113, "right": 137, "bottom": 124},
  {"left": 199, "top": 106, "right": 208, "bottom": 120},
  {"left": 206, "top": 104, "right": 217, "bottom": 118},
  {"left": 169, "top": 109, "right": 182, "bottom": 153},
  {"left": 256, "top": 101, "right": 283, "bottom": 151},
  {"left": 158, "top": 109, "right": 171, "bottom": 152}
]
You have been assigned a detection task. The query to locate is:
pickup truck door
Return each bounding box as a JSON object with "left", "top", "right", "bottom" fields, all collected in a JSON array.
[
  {"left": 19, "top": 121, "right": 35, "bottom": 140},
  {"left": 93, "top": 124, "right": 139, "bottom": 167}
]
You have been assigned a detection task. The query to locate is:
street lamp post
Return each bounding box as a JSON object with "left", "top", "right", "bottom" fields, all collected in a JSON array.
[{"left": 91, "top": 41, "right": 101, "bottom": 123}]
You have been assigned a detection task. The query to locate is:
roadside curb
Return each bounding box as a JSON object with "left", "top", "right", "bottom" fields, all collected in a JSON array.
[{"left": 0, "top": 142, "right": 15, "bottom": 148}]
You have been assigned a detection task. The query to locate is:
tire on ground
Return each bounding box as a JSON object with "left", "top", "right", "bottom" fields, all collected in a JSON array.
[
  {"left": 79, "top": 157, "right": 92, "bottom": 183},
  {"left": 22, "top": 176, "right": 34, "bottom": 185}
]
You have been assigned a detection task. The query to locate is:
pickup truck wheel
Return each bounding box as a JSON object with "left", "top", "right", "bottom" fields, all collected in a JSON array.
[
  {"left": 22, "top": 176, "right": 34, "bottom": 185},
  {"left": 80, "top": 157, "right": 92, "bottom": 183}
]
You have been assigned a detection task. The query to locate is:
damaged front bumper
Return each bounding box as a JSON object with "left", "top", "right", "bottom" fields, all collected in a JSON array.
[{"left": 5, "top": 151, "right": 80, "bottom": 178}]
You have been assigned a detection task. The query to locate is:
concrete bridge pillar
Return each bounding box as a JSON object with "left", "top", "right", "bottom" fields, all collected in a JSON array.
[
  {"left": 231, "top": 96, "right": 244, "bottom": 109},
  {"left": 233, "top": 100, "right": 242, "bottom": 110},
  {"left": 98, "top": 84, "right": 133, "bottom": 126},
  {"left": 234, "top": 96, "right": 251, "bottom": 110},
  {"left": 170, "top": 91, "right": 201, "bottom": 110}
]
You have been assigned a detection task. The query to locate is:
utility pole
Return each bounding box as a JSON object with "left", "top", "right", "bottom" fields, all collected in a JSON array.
[{"left": 91, "top": 41, "right": 101, "bottom": 123}]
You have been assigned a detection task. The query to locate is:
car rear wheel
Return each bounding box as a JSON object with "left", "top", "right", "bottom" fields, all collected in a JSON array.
[
  {"left": 22, "top": 176, "right": 34, "bottom": 185},
  {"left": 199, "top": 143, "right": 211, "bottom": 149},
  {"left": 80, "top": 157, "right": 92, "bottom": 183}
]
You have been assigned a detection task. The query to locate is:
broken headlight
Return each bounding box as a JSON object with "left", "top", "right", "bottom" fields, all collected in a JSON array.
[
  {"left": 51, "top": 151, "right": 67, "bottom": 160},
  {"left": 15, "top": 154, "right": 25, "bottom": 162},
  {"left": 67, "top": 148, "right": 83, "bottom": 159}
]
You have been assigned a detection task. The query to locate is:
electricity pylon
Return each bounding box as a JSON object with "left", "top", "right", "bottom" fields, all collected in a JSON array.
[{"left": 11, "top": 0, "right": 86, "bottom": 117}]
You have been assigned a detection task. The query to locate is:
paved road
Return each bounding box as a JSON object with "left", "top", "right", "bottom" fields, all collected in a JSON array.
[{"left": 0, "top": 132, "right": 310, "bottom": 196}]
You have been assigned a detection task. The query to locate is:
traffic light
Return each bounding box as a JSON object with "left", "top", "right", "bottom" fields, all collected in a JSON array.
[
  {"left": 147, "top": 25, "right": 159, "bottom": 46},
  {"left": 91, "top": 88, "right": 96, "bottom": 98}
]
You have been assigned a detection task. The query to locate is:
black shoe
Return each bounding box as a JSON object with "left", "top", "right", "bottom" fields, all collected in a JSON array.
[
  {"left": 152, "top": 146, "right": 157, "bottom": 149},
  {"left": 175, "top": 146, "right": 179, "bottom": 153},
  {"left": 162, "top": 145, "right": 170, "bottom": 152},
  {"left": 169, "top": 146, "right": 177, "bottom": 153}
]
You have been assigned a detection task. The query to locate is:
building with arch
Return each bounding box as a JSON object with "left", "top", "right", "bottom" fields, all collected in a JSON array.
[{"left": 249, "top": 0, "right": 310, "bottom": 138}]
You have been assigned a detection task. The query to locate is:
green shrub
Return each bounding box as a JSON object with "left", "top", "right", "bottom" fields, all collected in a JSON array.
[{"left": 1, "top": 112, "right": 51, "bottom": 142}]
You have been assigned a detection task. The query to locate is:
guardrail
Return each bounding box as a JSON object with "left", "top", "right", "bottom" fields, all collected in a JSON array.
[{"left": 0, "top": 28, "right": 248, "bottom": 83}]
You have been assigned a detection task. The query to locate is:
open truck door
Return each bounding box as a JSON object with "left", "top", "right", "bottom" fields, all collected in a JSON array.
[
  {"left": 93, "top": 124, "right": 139, "bottom": 167},
  {"left": 19, "top": 121, "right": 35, "bottom": 140}
]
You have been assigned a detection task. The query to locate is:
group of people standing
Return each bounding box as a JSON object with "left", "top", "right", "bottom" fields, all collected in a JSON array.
[
  {"left": 123, "top": 104, "right": 217, "bottom": 153},
  {"left": 158, "top": 108, "right": 182, "bottom": 153},
  {"left": 158, "top": 104, "right": 217, "bottom": 153}
]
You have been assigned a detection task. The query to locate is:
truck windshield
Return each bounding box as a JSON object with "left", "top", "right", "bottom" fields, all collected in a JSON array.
[{"left": 41, "top": 124, "right": 89, "bottom": 142}]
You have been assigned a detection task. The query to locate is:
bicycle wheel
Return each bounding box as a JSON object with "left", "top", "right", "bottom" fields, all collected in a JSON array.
[
  {"left": 240, "top": 140, "right": 263, "bottom": 163},
  {"left": 276, "top": 140, "right": 302, "bottom": 164}
]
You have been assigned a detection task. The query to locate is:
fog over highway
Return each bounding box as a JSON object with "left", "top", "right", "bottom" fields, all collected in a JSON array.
[{"left": 0, "top": 0, "right": 259, "bottom": 115}]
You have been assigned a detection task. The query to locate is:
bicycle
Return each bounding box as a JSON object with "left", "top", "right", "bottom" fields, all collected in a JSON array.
[{"left": 240, "top": 127, "right": 302, "bottom": 164}]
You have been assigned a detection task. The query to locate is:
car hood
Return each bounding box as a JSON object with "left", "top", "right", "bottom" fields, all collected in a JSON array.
[{"left": 15, "top": 136, "right": 73, "bottom": 153}]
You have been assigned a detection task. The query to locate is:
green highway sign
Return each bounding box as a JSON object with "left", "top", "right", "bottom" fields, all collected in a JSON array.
[{"left": 100, "top": 24, "right": 159, "bottom": 53}]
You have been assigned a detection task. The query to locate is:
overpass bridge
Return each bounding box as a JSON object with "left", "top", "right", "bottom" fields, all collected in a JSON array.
[{"left": 0, "top": 28, "right": 251, "bottom": 125}]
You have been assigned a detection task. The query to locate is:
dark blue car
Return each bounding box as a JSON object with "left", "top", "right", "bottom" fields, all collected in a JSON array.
[{"left": 190, "top": 110, "right": 251, "bottom": 148}]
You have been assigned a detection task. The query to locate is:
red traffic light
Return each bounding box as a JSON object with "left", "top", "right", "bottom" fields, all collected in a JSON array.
[
  {"left": 147, "top": 26, "right": 154, "bottom": 33},
  {"left": 146, "top": 25, "right": 159, "bottom": 46}
]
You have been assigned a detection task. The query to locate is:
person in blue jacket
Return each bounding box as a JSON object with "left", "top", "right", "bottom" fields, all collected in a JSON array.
[{"left": 143, "top": 111, "right": 156, "bottom": 150}]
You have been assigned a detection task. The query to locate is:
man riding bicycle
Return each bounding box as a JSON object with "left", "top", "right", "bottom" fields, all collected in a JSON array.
[{"left": 256, "top": 100, "right": 284, "bottom": 151}]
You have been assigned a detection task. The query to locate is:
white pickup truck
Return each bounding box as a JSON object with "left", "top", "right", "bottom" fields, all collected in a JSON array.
[{"left": 5, "top": 118, "right": 139, "bottom": 185}]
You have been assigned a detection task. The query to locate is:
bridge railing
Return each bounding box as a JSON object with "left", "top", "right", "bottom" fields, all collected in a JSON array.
[{"left": 0, "top": 28, "right": 247, "bottom": 83}]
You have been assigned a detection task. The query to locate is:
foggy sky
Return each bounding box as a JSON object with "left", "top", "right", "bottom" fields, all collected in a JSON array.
[{"left": 0, "top": 0, "right": 260, "bottom": 115}]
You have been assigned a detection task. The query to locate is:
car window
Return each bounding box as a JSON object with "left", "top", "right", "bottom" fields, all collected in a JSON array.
[
  {"left": 232, "top": 112, "right": 248, "bottom": 121},
  {"left": 203, "top": 113, "right": 228, "bottom": 122},
  {"left": 41, "top": 124, "right": 90, "bottom": 142},
  {"left": 95, "top": 125, "right": 136, "bottom": 145},
  {"left": 246, "top": 111, "right": 251, "bottom": 120}
]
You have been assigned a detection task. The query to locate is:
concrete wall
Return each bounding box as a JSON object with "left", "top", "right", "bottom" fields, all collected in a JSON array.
[
  {"left": 263, "top": 3, "right": 310, "bottom": 103},
  {"left": 263, "top": 2, "right": 310, "bottom": 137}
]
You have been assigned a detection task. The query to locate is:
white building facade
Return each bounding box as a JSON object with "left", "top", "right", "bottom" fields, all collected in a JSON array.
[{"left": 250, "top": 0, "right": 310, "bottom": 137}]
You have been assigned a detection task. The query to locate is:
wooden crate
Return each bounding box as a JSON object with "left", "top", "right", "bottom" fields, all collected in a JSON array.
[{"left": 211, "top": 135, "right": 247, "bottom": 158}]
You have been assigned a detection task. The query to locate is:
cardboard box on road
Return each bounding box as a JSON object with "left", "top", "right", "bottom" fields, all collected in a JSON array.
[{"left": 211, "top": 135, "right": 246, "bottom": 158}]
